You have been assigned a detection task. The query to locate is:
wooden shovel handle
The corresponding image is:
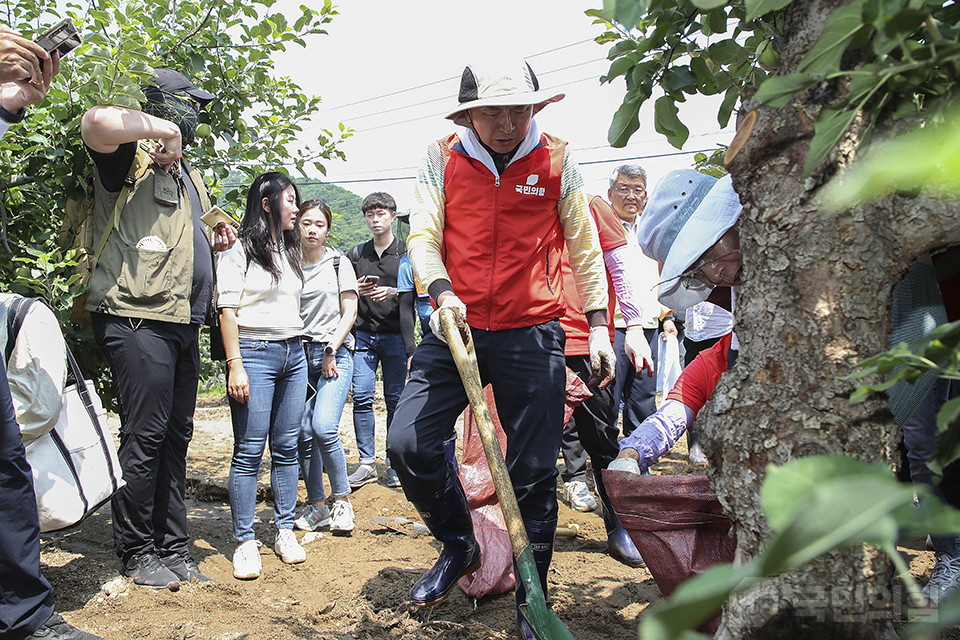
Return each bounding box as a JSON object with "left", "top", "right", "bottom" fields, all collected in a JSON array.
[{"left": 439, "top": 309, "right": 532, "bottom": 555}]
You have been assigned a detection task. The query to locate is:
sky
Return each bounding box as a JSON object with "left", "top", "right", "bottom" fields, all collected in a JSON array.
[{"left": 272, "top": 0, "right": 735, "bottom": 211}]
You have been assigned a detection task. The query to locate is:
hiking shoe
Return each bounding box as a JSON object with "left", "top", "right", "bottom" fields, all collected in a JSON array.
[
  {"left": 232, "top": 540, "right": 263, "bottom": 580},
  {"left": 26, "top": 613, "right": 102, "bottom": 639},
  {"left": 275, "top": 529, "right": 306, "bottom": 564},
  {"left": 564, "top": 480, "right": 597, "bottom": 512},
  {"left": 295, "top": 503, "right": 331, "bottom": 531},
  {"left": 385, "top": 467, "right": 402, "bottom": 488},
  {"left": 123, "top": 552, "right": 180, "bottom": 589},
  {"left": 330, "top": 500, "right": 355, "bottom": 534},
  {"left": 348, "top": 465, "right": 377, "bottom": 489},
  {"left": 923, "top": 553, "right": 960, "bottom": 605},
  {"left": 160, "top": 552, "right": 214, "bottom": 583}
]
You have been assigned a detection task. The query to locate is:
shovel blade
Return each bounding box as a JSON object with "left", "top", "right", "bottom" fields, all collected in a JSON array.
[{"left": 515, "top": 548, "right": 576, "bottom": 640}]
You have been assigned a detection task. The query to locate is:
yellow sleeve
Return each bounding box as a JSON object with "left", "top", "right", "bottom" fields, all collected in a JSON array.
[
  {"left": 558, "top": 149, "right": 607, "bottom": 313},
  {"left": 408, "top": 141, "right": 451, "bottom": 295}
]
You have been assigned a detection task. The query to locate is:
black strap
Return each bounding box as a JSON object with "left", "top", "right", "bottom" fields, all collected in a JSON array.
[
  {"left": 5, "top": 296, "right": 36, "bottom": 364},
  {"left": 333, "top": 255, "right": 341, "bottom": 296}
]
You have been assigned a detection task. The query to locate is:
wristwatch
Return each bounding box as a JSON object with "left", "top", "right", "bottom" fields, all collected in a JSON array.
[{"left": 324, "top": 345, "right": 336, "bottom": 356}]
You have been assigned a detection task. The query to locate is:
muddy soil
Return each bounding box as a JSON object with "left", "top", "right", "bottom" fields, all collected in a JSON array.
[{"left": 38, "top": 390, "right": 941, "bottom": 639}]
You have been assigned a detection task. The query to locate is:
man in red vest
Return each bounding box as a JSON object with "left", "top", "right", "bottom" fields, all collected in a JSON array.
[{"left": 387, "top": 58, "right": 611, "bottom": 639}]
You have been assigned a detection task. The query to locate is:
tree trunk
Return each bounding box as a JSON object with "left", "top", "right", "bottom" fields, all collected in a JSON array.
[{"left": 705, "top": 0, "right": 960, "bottom": 636}]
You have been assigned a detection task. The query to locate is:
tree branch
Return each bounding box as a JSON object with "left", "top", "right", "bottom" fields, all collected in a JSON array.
[{"left": 161, "top": 3, "right": 216, "bottom": 61}]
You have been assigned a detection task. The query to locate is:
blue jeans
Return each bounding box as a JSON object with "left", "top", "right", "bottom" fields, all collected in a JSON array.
[
  {"left": 352, "top": 330, "right": 406, "bottom": 465},
  {"left": 228, "top": 339, "right": 307, "bottom": 542},
  {"left": 299, "top": 343, "right": 353, "bottom": 501}
]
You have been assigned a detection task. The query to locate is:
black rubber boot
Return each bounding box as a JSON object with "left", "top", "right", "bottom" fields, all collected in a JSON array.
[
  {"left": 594, "top": 468, "right": 646, "bottom": 568},
  {"left": 409, "top": 476, "right": 481, "bottom": 606},
  {"left": 515, "top": 519, "right": 556, "bottom": 640}
]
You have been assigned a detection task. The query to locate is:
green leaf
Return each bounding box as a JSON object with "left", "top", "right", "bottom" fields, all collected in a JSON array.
[
  {"left": 654, "top": 96, "right": 690, "bottom": 148},
  {"left": 745, "top": 0, "right": 794, "bottom": 22},
  {"left": 689, "top": 0, "right": 728, "bottom": 10},
  {"left": 664, "top": 65, "right": 699, "bottom": 92},
  {"left": 690, "top": 56, "right": 720, "bottom": 94},
  {"left": 708, "top": 39, "right": 746, "bottom": 66},
  {"left": 798, "top": 0, "right": 868, "bottom": 74},
  {"left": 761, "top": 456, "right": 892, "bottom": 531},
  {"left": 759, "top": 474, "right": 913, "bottom": 575},
  {"left": 753, "top": 73, "right": 818, "bottom": 107},
  {"left": 611, "top": 0, "right": 645, "bottom": 30},
  {"left": 804, "top": 105, "right": 859, "bottom": 176},
  {"left": 608, "top": 97, "right": 642, "bottom": 147},
  {"left": 640, "top": 562, "right": 762, "bottom": 640}
]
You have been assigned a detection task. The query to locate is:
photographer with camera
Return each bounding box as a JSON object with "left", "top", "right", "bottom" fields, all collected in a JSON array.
[{"left": 0, "top": 24, "right": 102, "bottom": 640}]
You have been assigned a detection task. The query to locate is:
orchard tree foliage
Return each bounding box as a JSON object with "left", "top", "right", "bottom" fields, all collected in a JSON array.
[
  {"left": 0, "top": 0, "right": 349, "bottom": 314},
  {"left": 592, "top": 0, "right": 960, "bottom": 636},
  {"left": 592, "top": 0, "right": 960, "bottom": 176}
]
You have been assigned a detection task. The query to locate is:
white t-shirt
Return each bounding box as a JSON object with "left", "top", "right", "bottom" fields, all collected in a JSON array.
[{"left": 216, "top": 241, "right": 303, "bottom": 340}]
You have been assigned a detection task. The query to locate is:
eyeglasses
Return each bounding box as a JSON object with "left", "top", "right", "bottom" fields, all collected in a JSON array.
[
  {"left": 613, "top": 185, "right": 646, "bottom": 196},
  {"left": 654, "top": 251, "right": 740, "bottom": 290}
]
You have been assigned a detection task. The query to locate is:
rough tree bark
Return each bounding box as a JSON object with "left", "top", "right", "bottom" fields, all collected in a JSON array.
[{"left": 698, "top": 0, "right": 960, "bottom": 637}]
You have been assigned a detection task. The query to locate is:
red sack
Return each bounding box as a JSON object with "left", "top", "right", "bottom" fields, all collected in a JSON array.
[
  {"left": 457, "top": 371, "right": 592, "bottom": 599},
  {"left": 603, "top": 470, "right": 736, "bottom": 635},
  {"left": 457, "top": 385, "right": 514, "bottom": 598}
]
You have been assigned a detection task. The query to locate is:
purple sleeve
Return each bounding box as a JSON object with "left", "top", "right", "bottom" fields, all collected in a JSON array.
[{"left": 618, "top": 400, "right": 694, "bottom": 471}]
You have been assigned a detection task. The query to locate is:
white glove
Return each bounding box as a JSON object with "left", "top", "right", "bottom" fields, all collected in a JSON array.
[
  {"left": 608, "top": 457, "right": 642, "bottom": 475},
  {"left": 429, "top": 295, "right": 467, "bottom": 345},
  {"left": 588, "top": 325, "right": 616, "bottom": 390},
  {"left": 624, "top": 326, "right": 654, "bottom": 377}
]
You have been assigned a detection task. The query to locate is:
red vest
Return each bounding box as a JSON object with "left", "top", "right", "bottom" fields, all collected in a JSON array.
[{"left": 439, "top": 133, "right": 567, "bottom": 331}]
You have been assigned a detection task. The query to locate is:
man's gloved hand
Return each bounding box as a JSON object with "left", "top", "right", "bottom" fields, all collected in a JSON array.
[
  {"left": 624, "top": 326, "right": 654, "bottom": 377},
  {"left": 608, "top": 456, "right": 642, "bottom": 475},
  {"left": 429, "top": 294, "right": 468, "bottom": 345},
  {"left": 587, "top": 325, "right": 616, "bottom": 390}
]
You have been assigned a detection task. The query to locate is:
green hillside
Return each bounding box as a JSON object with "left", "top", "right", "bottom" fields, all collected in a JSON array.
[{"left": 218, "top": 174, "right": 394, "bottom": 253}]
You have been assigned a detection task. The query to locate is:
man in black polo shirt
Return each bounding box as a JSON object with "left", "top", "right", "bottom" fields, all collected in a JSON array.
[{"left": 347, "top": 192, "right": 410, "bottom": 489}]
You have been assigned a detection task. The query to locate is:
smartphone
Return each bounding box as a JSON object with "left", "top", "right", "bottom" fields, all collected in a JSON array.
[
  {"left": 35, "top": 19, "right": 82, "bottom": 57},
  {"left": 361, "top": 275, "right": 380, "bottom": 285},
  {"left": 201, "top": 205, "right": 239, "bottom": 230}
]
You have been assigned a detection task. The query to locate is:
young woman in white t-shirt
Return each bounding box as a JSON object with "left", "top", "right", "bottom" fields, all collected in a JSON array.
[
  {"left": 217, "top": 172, "right": 308, "bottom": 580},
  {"left": 295, "top": 200, "right": 359, "bottom": 534}
]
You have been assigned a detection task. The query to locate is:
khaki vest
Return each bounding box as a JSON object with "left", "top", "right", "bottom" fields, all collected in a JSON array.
[{"left": 87, "top": 142, "right": 211, "bottom": 324}]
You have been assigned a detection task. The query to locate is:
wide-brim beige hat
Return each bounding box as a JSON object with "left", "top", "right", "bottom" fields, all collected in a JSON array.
[{"left": 446, "top": 59, "right": 564, "bottom": 128}]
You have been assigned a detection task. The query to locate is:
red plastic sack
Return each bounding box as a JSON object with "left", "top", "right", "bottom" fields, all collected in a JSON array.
[
  {"left": 603, "top": 469, "right": 736, "bottom": 635},
  {"left": 457, "top": 371, "right": 592, "bottom": 599}
]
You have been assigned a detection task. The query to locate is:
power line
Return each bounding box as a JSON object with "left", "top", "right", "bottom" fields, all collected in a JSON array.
[
  {"left": 312, "top": 146, "right": 722, "bottom": 186},
  {"left": 321, "top": 38, "right": 599, "bottom": 113}
]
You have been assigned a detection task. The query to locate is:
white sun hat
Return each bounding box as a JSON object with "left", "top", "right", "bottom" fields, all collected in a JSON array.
[
  {"left": 637, "top": 170, "right": 742, "bottom": 310},
  {"left": 445, "top": 58, "right": 564, "bottom": 128}
]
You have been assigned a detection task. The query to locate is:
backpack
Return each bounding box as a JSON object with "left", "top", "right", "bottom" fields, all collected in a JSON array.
[{"left": 58, "top": 143, "right": 152, "bottom": 325}]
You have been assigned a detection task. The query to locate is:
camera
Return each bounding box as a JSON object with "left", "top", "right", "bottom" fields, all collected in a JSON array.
[{"left": 35, "top": 19, "right": 82, "bottom": 70}]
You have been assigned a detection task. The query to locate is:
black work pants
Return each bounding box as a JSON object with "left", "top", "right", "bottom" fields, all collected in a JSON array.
[
  {"left": 388, "top": 320, "right": 566, "bottom": 522},
  {"left": 559, "top": 354, "right": 620, "bottom": 482},
  {"left": 0, "top": 357, "right": 54, "bottom": 637},
  {"left": 93, "top": 314, "right": 200, "bottom": 562}
]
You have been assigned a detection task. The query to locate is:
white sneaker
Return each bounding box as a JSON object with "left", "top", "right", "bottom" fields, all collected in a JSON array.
[
  {"left": 275, "top": 529, "right": 306, "bottom": 564},
  {"left": 295, "top": 503, "right": 331, "bottom": 531},
  {"left": 564, "top": 479, "right": 597, "bottom": 512},
  {"left": 233, "top": 540, "right": 263, "bottom": 580},
  {"left": 330, "top": 500, "right": 355, "bottom": 534}
]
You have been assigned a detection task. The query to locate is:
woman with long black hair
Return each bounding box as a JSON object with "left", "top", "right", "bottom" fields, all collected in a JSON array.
[{"left": 217, "top": 172, "right": 308, "bottom": 580}]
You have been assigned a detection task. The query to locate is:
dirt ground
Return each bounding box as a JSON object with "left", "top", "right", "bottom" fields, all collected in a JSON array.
[{"left": 38, "top": 388, "right": 942, "bottom": 640}]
